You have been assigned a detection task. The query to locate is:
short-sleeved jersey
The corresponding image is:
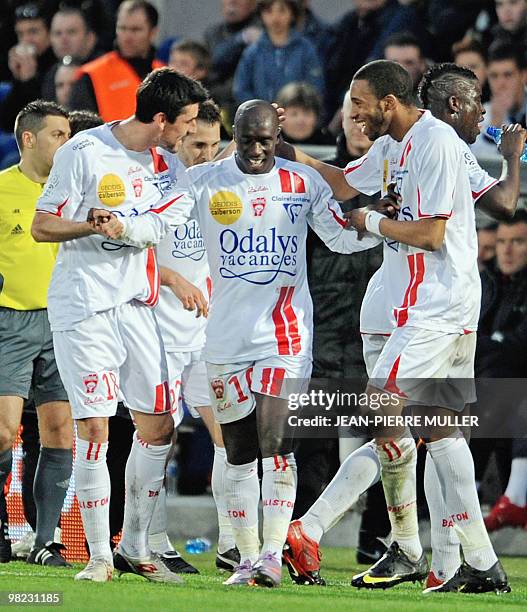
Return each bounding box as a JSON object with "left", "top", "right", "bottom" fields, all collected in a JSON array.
[
  {"left": 0, "top": 165, "right": 58, "bottom": 310},
  {"left": 157, "top": 155, "right": 381, "bottom": 363},
  {"left": 345, "top": 110, "right": 481, "bottom": 335},
  {"left": 155, "top": 157, "right": 209, "bottom": 353},
  {"left": 36, "top": 123, "right": 178, "bottom": 331}
]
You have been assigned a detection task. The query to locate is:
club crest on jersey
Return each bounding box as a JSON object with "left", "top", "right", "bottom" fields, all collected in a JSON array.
[
  {"left": 282, "top": 202, "right": 302, "bottom": 224},
  {"left": 132, "top": 177, "right": 143, "bottom": 198},
  {"left": 251, "top": 197, "right": 266, "bottom": 217},
  {"left": 209, "top": 191, "right": 243, "bottom": 225},
  {"left": 83, "top": 373, "right": 98, "bottom": 394}
]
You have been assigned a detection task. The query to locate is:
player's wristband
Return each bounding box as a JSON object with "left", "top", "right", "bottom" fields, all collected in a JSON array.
[{"left": 365, "top": 210, "right": 385, "bottom": 237}]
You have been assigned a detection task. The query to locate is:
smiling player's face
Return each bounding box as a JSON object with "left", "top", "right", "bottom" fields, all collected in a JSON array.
[{"left": 234, "top": 114, "right": 279, "bottom": 174}]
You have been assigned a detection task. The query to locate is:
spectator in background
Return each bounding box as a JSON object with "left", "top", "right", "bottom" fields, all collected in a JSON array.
[
  {"left": 68, "top": 109, "right": 103, "bottom": 135},
  {"left": 383, "top": 32, "right": 427, "bottom": 100},
  {"left": 324, "top": 0, "right": 424, "bottom": 120},
  {"left": 453, "top": 39, "right": 490, "bottom": 102},
  {"left": 478, "top": 223, "right": 499, "bottom": 270},
  {"left": 69, "top": 0, "right": 164, "bottom": 121},
  {"left": 169, "top": 40, "right": 211, "bottom": 85},
  {"left": 296, "top": 0, "right": 332, "bottom": 63},
  {"left": 205, "top": 0, "right": 260, "bottom": 118},
  {"left": 276, "top": 82, "right": 333, "bottom": 145},
  {"left": 41, "top": 6, "right": 102, "bottom": 102},
  {"left": 53, "top": 58, "right": 80, "bottom": 108},
  {"left": 471, "top": 212, "right": 527, "bottom": 523},
  {"left": 233, "top": 0, "right": 323, "bottom": 104},
  {"left": 480, "top": 0, "right": 527, "bottom": 53},
  {"left": 0, "top": 3, "right": 56, "bottom": 131},
  {"left": 472, "top": 42, "right": 527, "bottom": 157}
]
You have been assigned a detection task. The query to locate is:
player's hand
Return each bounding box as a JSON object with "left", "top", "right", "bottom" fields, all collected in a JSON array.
[
  {"left": 170, "top": 275, "right": 209, "bottom": 318},
  {"left": 87, "top": 208, "right": 125, "bottom": 240},
  {"left": 371, "top": 182, "right": 400, "bottom": 218},
  {"left": 344, "top": 207, "right": 368, "bottom": 238},
  {"left": 499, "top": 123, "right": 527, "bottom": 160}
]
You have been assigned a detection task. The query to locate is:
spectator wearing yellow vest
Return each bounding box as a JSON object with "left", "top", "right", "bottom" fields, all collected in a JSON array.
[
  {"left": 0, "top": 100, "right": 73, "bottom": 567},
  {"left": 69, "top": 0, "right": 164, "bottom": 122}
]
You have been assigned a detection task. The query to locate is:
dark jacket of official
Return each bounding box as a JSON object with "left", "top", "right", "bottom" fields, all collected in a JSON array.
[
  {"left": 476, "top": 259, "right": 527, "bottom": 377},
  {"left": 308, "top": 133, "right": 382, "bottom": 380}
]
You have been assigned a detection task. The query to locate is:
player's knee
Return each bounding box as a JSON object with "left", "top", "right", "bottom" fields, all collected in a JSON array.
[
  {"left": 143, "top": 417, "right": 174, "bottom": 446},
  {"left": 259, "top": 433, "right": 291, "bottom": 458},
  {"left": 77, "top": 418, "right": 108, "bottom": 442},
  {"left": 0, "top": 427, "right": 17, "bottom": 452},
  {"left": 225, "top": 445, "right": 258, "bottom": 465}
]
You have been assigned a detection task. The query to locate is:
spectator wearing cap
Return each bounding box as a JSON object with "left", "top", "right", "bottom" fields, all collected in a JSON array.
[
  {"left": 233, "top": 0, "right": 323, "bottom": 104},
  {"left": 0, "top": 3, "right": 56, "bottom": 131},
  {"left": 69, "top": 0, "right": 164, "bottom": 122}
]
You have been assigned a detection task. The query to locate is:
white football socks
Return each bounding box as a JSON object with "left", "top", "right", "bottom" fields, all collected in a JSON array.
[
  {"left": 377, "top": 434, "right": 422, "bottom": 561},
  {"left": 148, "top": 486, "right": 173, "bottom": 553},
  {"left": 504, "top": 457, "right": 527, "bottom": 507},
  {"left": 120, "top": 433, "right": 171, "bottom": 560},
  {"left": 424, "top": 451, "right": 460, "bottom": 581},
  {"left": 301, "top": 441, "right": 380, "bottom": 543},
  {"left": 261, "top": 453, "right": 297, "bottom": 558},
  {"left": 212, "top": 445, "right": 236, "bottom": 553},
  {"left": 74, "top": 438, "right": 112, "bottom": 562},
  {"left": 427, "top": 435, "right": 498, "bottom": 571},
  {"left": 224, "top": 459, "right": 260, "bottom": 564}
]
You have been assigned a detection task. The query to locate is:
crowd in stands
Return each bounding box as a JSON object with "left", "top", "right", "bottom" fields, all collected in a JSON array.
[{"left": 1, "top": 0, "right": 527, "bottom": 548}]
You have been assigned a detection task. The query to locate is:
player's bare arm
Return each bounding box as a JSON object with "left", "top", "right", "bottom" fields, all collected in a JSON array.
[
  {"left": 159, "top": 266, "right": 209, "bottom": 318},
  {"left": 31, "top": 211, "right": 94, "bottom": 242},
  {"left": 347, "top": 207, "right": 447, "bottom": 251},
  {"left": 478, "top": 124, "right": 527, "bottom": 219}
]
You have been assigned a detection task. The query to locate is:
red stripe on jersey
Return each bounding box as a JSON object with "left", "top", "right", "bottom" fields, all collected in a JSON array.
[
  {"left": 472, "top": 179, "right": 498, "bottom": 202},
  {"left": 463, "top": 329, "right": 474, "bottom": 335},
  {"left": 384, "top": 355, "right": 406, "bottom": 397},
  {"left": 327, "top": 202, "right": 347, "bottom": 227},
  {"left": 206, "top": 276, "right": 212, "bottom": 299},
  {"left": 144, "top": 248, "right": 160, "bottom": 306},
  {"left": 86, "top": 442, "right": 93, "bottom": 460},
  {"left": 283, "top": 287, "right": 301, "bottom": 355},
  {"left": 292, "top": 172, "right": 306, "bottom": 193},
  {"left": 261, "top": 367, "right": 272, "bottom": 394},
  {"left": 150, "top": 148, "right": 168, "bottom": 173},
  {"left": 273, "top": 455, "right": 281, "bottom": 471},
  {"left": 149, "top": 193, "right": 185, "bottom": 214},
  {"left": 399, "top": 138, "right": 412, "bottom": 167},
  {"left": 417, "top": 187, "right": 453, "bottom": 219},
  {"left": 279, "top": 168, "right": 293, "bottom": 193},
  {"left": 389, "top": 441, "right": 402, "bottom": 459},
  {"left": 381, "top": 443, "right": 394, "bottom": 461},
  {"left": 56, "top": 198, "right": 69, "bottom": 218},
  {"left": 395, "top": 255, "right": 416, "bottom": 326},
  {"left": 154, "top": 381, "right": 170, "bottom": 413},
  {"left": 344, "top": 158, "right": 366, "bottom": 175},
  {"left": 272, "top": 287, "right": 290, "bottom": 354},
  {"left": 270, "top": 368, "right": 286, "bottom": 396}
]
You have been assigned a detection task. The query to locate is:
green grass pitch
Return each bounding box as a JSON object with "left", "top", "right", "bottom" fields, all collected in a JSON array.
[{"left": 1, "top": 546, "right": 526, "bottom": 611}]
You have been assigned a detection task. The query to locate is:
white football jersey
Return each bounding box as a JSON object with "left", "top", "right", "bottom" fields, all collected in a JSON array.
[
  {"left": 155, "top": 157, "right": 210, "bottom": 352},
  {"left": 345, "top": 110, "right": 482, "bottom": 335},
  {"left": 156, "top": 154, "right": 381, "bottom": 363},
  {"left": 36, "top": 123, "right": 178, "bottom": 331}
]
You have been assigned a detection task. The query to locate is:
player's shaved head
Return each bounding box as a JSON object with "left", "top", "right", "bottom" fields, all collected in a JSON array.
[
  {"left": 233, "top": 99, "right": 280, "bottom": 174},
  {"left": 234, "top": 99, "right": 279, "bottom": 133}
]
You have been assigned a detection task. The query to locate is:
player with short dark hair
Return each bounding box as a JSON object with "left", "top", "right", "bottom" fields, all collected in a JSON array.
[{"left": 31, "top": 68, "right": 207, "bottom": 583}]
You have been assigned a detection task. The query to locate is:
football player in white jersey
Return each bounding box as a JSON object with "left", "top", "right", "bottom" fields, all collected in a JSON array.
[
  {"left": 287, "top": 60, "right": 511, "bottom": 595},
  {"left": 284, "top": 63, "right": 526, "bottom": 591},
  {"left": 31, "top": 68, "right": 208, "bottom": 583},
  {"left": 88, "top": 99, "right": 381, "bottom": 587},
  {"left": 151, "top": 100, "right": 242, "bottom": 573}
]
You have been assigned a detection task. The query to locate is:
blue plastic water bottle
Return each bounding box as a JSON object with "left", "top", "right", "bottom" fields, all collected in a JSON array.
[
  {"left": 486, "top": 126, "right": 527, "bottom": 162},
  {"left": 185, "top": 537, "right": 212, "bottom": 554}
]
